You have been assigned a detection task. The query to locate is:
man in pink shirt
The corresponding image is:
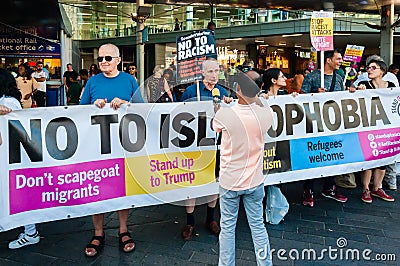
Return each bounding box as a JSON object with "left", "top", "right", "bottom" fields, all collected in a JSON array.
[{"left": 212, "top": 71, "right": 273, "bottom": 265}]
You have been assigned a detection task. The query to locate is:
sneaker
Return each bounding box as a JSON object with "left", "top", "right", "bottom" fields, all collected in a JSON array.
[
  {"left": 302, "top": 189, "right": 314, "bottom": 207},
  {"left": 361, "top": 190, "right": 372, "bottom": 203},
  {"left": 8, "top": 231, "right": 40, "bottom": 249},
  {"left": 371, "top": 188, "right": 395, "bottom": 202},
  {"left": 322, "top": 186, "right": 348, "bottom": 203}
]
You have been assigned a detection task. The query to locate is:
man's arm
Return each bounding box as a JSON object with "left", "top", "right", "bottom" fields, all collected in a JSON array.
[
  {"left": 31, "top": 72, "right": 47, "bottom": 82},
  {"left": 300, "top": 73, "right": 313, "bottom": 93}
]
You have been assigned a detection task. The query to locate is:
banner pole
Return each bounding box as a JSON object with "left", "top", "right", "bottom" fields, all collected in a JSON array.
[
  {"left": 320, "top": 51, "right": 325, "bottom": 90},
  {"left": 196, "top": 80, "right": 200, "bottom": 101}
]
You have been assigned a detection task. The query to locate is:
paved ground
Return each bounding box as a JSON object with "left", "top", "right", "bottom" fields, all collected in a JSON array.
[{"left": 0, "top": 177, "right": 399, "bottom": 265}]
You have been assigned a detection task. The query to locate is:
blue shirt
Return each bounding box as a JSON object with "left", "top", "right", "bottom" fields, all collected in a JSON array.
[
  {"left": 80, "top": 72, "right": 143, "bottom": 104},
  {"left": 180, "top": 82, "right": 228, "bottom": 102},
  {"left": 301, "top": 70, "right": 344, "bottom": 94}
]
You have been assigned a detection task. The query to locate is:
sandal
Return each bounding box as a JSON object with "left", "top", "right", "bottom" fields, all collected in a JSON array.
[
  {"left": 118, "top": 231, "right": 135, "bottom": 253},
  {"left": 84, "top": 234, "right": 105, "bottom": 257}
]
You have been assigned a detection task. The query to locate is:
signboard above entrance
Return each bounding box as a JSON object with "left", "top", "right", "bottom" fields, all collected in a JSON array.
[{"left": 0, "top": 34, "right": 60, "bottom": 58}]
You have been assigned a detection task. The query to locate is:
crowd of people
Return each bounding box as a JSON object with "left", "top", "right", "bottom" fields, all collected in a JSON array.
[{"left": 0, "top": 44, "right": 398, "bottom": 265}]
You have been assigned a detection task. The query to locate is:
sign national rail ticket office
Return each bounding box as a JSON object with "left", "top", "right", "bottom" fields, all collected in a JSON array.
[{"left": 1, "top": 90, "right": 400, "bottom": 230}]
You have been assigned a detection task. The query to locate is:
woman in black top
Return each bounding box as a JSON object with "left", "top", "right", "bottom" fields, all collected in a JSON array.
[
  {"left": 357, "top": 59, "right": 396, "bottom": 90},
  {"left": 356, "top": 59, "right": 395, "bottom": 204}
]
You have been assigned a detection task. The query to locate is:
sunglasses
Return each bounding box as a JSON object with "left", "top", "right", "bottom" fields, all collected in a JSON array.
[
  {"left": 366, "top": 66, "right": 381, "bottom": 71},
  {"left": 97, "top": 56, "right": 118, "bottom": 62},
  {"left": 129, "top": 67, "right": 136, "bottom": 70}
]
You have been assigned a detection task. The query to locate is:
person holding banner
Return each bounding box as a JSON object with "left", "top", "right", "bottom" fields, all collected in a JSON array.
[
  {"left": 0, "top": 69, "right": 41, "bottom": 249},
  {"left": 80, "top": 43, "right": 143, "bottom": 257},
  {"left": 212, "top": 71, "right": 273, "bottom": 266},
  {"left": 300, "top": 49, "right": 348, "bottom": 207},
  {"left": 180, "top": 58, "right": 231, "bottom": 241},
  {"left": 355, "top": 59, "right": 395, "bottom": 203}
]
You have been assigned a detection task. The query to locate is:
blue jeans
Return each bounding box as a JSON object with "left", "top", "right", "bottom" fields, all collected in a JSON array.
[{"left": 219, "top": 184, "right": 272, "bottom": 266}]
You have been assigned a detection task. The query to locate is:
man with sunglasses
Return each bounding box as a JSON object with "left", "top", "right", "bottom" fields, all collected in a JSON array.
[
  {"left": 80, "top": 43, "right": 143, "bottom": 257},
  {"left": 300, "top": 49, "right": 348, "bottom": 207}
]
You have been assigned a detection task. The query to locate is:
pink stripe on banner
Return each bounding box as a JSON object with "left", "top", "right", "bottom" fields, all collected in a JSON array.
[
  {"left": 358, "top": 128, "right": 400, "bottom": 161},
  {"left": 9, "top": 159, "right": 125, "bottom": 215}
]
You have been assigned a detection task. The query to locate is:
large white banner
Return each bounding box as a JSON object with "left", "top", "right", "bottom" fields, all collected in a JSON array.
[{"left": 1, "top": 90, "right": 400, "bottom": 231}]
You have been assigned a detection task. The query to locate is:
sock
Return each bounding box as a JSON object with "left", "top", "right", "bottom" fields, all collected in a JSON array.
[
  {"left": 24, "top": 224, "right": 37, "bottom": 236},
  {"left": 186, "top": 212, "right": 195, "bottom": 226},
  {"left": 206, "top": 206, "right": 215, "bottom": 223}
]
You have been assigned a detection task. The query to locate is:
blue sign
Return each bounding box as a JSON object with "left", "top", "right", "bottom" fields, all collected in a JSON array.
[{"left": 0, "top": 34, "right": 60, "bottom": 58}]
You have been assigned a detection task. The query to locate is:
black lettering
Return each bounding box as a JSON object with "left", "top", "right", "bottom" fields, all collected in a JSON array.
[
  {"left": 45, "top": 117, "right": 78, "bottom": 160},
  {"left": 9, "top": 119, "right": 42, "bottom": 164},
  {"left": 197, "top": 112, "right": 214, "bottom": 146},
  {"left": 341, "top": 98, "right": 360, "bottom": 129},
  {"left": 285, "top": 104, "right": 303, "bottom": 135},
  {"left": 323, "top": 100, "right": 341, "bottom": 131},
  {"left": 267, "top": 105, "right": 283, "bottom": 138},
  {"left": 91, "top": 115, "right": 118, "bottom": 154},
  {"left": 119, "top": 114, "right": 146, "bottom": 152},
  {"left": 171, "top": 112, "right": 195, "bottom": 148},
  {"left": 160, "top": 114, "right": 170, "bottom": 149},
  {"left": 370, "top": 96, "right": 390, "bottom": 126},
  {"left": 358, "top": 98, "right": 369, "bottom": 127},
  {"left": 303, "top": 102, "right": 323, "bottom": 133}
]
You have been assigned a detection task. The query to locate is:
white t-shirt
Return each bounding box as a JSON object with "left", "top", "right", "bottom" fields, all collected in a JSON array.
[
  {"left": 212, "top": 103, "right": 273, "bottom": 191},
  {"left": 0, "top": 95, "right": 22, "bottom": 111},
  {"left": 31, "top": 70, "right": 47, "bottom": 92}
]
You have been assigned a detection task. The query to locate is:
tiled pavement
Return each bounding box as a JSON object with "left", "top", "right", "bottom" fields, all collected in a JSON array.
[{"left": 0, "top": 177, "right": 399, "bottom": 265}]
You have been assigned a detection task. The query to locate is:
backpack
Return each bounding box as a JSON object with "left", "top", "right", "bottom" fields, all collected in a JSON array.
[{"left": 265, "top": 185, "right": 289, "bottom": 225}]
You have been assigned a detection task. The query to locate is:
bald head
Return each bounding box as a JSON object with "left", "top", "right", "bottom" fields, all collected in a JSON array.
[
  {"left": 99, "top": 43, "right": 120, "bottom": 57},
  {"left": 245, "top": 70, "right": 262, "bottom": 88}
]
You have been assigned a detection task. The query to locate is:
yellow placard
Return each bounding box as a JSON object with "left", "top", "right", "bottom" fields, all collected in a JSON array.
[
  {"left": 310, "top": 17, "right": 333, "bottom": 37},
  {"left": 125, "top": 150, "right": 216, "bottom": 195}
]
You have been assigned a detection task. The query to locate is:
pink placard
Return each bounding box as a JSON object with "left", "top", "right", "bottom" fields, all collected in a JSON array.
[
  {"left": 9, "top": 159, "right": 126, "bottom": 214},
  {"left": 358, "top": 128, "right": 400, "bottom": 161}
]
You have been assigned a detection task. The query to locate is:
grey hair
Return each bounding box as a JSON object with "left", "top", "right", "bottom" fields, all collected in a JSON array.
[
  {"left": 201, "top": 58, "right": 218, "bottom": 71},
  {"left": 366, "top": 54, "right": 383, "bottom": 65}
]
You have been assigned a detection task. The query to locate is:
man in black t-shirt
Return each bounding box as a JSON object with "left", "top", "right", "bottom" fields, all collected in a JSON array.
[{"left": 63, "top": 63, "right": 78, "bottom": 93}]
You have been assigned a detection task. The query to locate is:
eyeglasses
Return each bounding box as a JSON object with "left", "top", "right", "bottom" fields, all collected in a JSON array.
[
  {"left": 129, "top": 67, "right": 136, "bottom": 70},
  {"left": 97, "top": 56, "right": 118, "bottom": 62},
  {"left": 366, "top": 66, "right": 381, "bottom": 71}
]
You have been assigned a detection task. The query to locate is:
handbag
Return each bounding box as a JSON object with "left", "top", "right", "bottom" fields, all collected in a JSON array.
[
  {"left": 265, "top": 185, "right": 289, "bottom": 225},
  {"left": 156, "top": 78, "right": 170, "bottom": 103}
]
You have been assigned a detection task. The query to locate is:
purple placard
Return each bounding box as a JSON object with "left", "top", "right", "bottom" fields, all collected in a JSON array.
[
  {"left": 358, "top": 128, "right": 400, "bottom": 161},
  {"left": 9, "top": 159, "right": 125, "bottom": 214}
]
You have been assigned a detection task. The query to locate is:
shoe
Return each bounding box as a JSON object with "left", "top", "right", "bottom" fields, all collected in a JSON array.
[
  {"left": 361, "top": 190, "right": 372, "bottom": 203},
  {"left": 302, "top": 189, "right": 314, "bottom": 207},
  {"left": 8, "top": 231, "right": 40, "bottom": 249},
  {"left": 371, "top": 188, "right": 395, "bottom": 202},
  {"left": 322, "top": 186, "right": 348, "bottom": 203},
  {"left": 84, "top": 233, "right": 105, "bottom": 257},
  {"left": 182, "top": 225, "right": 194, "bottom": 241},
  {"left": 206, "top": 220, "right": 221, "bottom": 236},
  {"left": 118, "top": 231, "right": 135, "bottom": 253}
]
